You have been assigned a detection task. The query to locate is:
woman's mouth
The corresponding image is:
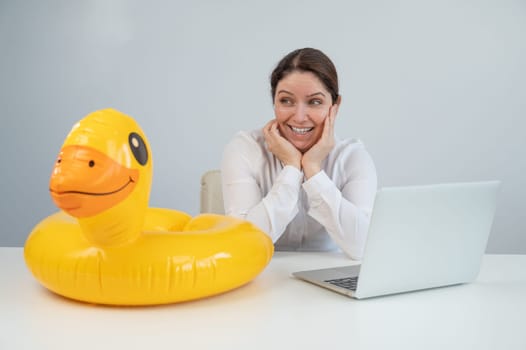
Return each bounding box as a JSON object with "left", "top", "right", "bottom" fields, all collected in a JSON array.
[{"left": 289, "top": 125, "right": 314, "bottom": 135}]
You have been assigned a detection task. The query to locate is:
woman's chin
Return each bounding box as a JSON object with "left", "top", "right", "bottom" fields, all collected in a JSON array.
[
  {"left": 283, "top": 132, "right": 317, "bottom": 153},
  {"left": 292, "top": 141, "right": 313, "bottom": 154}
]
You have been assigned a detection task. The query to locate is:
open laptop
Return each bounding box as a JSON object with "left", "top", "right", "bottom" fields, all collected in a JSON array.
[{"left": 292, "top": 181, "right": 500, "bottom": 299}]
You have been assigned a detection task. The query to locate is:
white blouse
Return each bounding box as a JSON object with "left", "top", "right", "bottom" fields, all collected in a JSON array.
[{"left": 221, "top": 129, "right": 378, "bottom": 260}]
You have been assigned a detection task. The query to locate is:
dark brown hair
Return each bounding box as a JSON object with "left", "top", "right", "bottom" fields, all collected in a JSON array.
[{"left": 270, "top": 48, "right": 339, "bottom": 104}]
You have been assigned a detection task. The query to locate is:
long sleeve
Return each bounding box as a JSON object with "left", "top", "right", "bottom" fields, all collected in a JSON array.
[
  {"left": 221, "top": 130, "right": 378, "bottom": 258},
  {"left": 221, "top": 131, "right": 303, "bottom": 242},
  {"left": 302, "top": 147, "right": 377, "bottom": 260}
]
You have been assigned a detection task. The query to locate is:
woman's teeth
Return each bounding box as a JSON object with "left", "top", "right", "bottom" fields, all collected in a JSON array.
[{"left": 290, "top": 126, "right": 314, "bottom": 134}]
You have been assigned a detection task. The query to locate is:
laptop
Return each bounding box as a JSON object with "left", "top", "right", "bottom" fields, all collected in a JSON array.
[{"left": 292, "top": 181, "right": 500, "bottom": 299}]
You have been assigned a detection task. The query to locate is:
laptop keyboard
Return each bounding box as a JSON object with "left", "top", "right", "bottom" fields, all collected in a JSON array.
[{"left": 324, "top": 276, "right": 359, "bottom": 291}]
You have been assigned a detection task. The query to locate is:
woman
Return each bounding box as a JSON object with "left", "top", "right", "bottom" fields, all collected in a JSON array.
[{"left": 221, "top": 48, "right": 377, "bottom": 260}]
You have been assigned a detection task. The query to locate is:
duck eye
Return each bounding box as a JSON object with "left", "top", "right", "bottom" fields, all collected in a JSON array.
[
  {"left": 129, "top": 132, "right": 148, "bottom": 166},
  {"left": 89, "top": 160, "right": 95, "bottom": 167}
]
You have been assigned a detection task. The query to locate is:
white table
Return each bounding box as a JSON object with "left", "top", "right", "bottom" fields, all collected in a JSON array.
[{"left": 1, "top": 247, "right": 525, "bottom": 350}]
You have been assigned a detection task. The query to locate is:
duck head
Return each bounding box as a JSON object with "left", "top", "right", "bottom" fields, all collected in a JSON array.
[{"left": 49, "top": 109, "right": 152, "bottom": 246}]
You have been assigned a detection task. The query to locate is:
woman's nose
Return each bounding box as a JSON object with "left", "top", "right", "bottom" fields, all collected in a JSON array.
[{"left": 292, "top": 103, "right": 308, "bottom": 122}]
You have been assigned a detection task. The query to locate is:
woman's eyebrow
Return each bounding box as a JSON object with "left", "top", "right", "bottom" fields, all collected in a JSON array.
[
  {"left": 307, "top": 92, "right": 326, "bottom": 98},
  {"left": 278, "top": 90, "right": 326, "bottom": 98}
]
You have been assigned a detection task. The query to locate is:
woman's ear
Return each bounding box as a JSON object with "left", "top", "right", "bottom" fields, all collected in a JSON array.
[{"left": 332, "top": 95, "right": 342, "bottom": 119}]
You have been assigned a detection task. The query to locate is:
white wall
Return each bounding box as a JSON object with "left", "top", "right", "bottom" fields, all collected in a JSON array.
[{"left": 1, "top": 0, "right": 525, "bottom": 252}]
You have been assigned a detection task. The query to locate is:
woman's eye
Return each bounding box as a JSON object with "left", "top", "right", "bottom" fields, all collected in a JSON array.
[
  {"left": 279, "top": 98, "right": 293, "bottom": 105},
  {"left": 310, "top": 99, "right": 323, "bottom": 105}
]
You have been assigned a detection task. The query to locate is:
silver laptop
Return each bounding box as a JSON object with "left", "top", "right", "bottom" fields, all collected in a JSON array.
[{"left": 292, "top": 181, "right": 500, "bottom": 299}]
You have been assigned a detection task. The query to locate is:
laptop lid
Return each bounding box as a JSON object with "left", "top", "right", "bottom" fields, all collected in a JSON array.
[{"left": 294, "top": 181, "right": 500, "bottom": 299}]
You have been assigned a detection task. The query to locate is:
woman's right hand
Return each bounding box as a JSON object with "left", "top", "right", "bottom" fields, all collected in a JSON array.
[{"left": 263, "top": 120, "right": 302, "bottom": 170}]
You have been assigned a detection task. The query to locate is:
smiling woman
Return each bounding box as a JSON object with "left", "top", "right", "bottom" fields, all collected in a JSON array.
[
  {"left": 273, "top": 71, "right": 336, "bottom": 155},
  {"left": 221, "top": 48, "right": 378, "bottom": 260}
]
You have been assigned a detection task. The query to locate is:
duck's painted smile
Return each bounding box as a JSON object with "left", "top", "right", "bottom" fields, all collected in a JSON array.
[{"left": 51, "top": 177, "right": 135, "bottom": 196}]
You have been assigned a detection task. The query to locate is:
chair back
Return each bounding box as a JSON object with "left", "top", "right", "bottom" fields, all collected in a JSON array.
[{"left": 200, "top": 169, "right": 225, "bottom": 214}]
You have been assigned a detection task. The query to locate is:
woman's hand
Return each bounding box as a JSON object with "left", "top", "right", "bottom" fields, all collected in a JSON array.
[
  {"left": 302, "top": 106, "right": 337, "bottom": 179},
  {"left": 263, "top": 120, "right": 302, "bottom": 170}
]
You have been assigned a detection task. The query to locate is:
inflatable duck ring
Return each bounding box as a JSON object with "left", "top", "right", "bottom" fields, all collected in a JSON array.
[{"left": 24, "top": 109, "right": 274, "bottom": 305}]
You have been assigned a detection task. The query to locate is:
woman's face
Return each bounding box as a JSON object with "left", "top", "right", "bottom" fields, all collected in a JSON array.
[{"left": 274, "top": 71, "right": 335, "bottom": 153}]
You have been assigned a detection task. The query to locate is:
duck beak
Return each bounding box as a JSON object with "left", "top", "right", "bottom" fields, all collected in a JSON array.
[{"left": 49, "top": 145, "right": 139, "bottom": 218}]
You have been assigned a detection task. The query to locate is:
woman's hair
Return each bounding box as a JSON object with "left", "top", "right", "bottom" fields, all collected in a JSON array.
[{"left": 270, "top": 48, "right": 339, "bottom": 105}]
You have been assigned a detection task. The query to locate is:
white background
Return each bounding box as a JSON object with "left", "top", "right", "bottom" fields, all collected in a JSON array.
[{"left": 0, "top": 0, "right": 524, "bottom": 252}]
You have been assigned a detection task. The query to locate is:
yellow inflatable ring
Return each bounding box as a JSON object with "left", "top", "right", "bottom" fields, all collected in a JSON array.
[{"left": 24, "top": 109, "right": 274, "bottom": 305}]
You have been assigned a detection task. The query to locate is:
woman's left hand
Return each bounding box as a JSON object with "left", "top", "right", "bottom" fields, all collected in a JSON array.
[{"left": 302, "top": 106, "right": 337, "bottom": 179}]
